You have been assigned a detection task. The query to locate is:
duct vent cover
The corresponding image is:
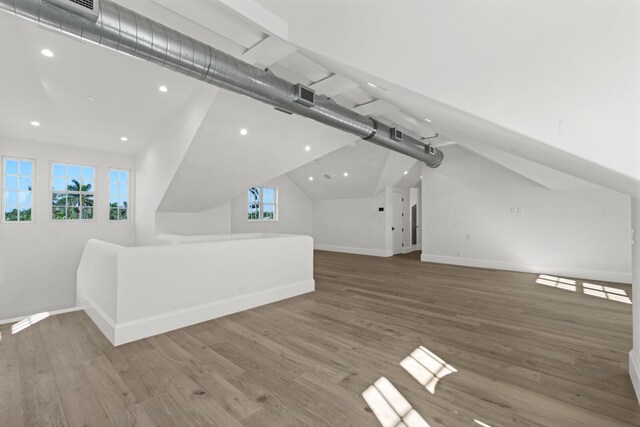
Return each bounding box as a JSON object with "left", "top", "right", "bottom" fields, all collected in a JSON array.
[
  {"left": 70, "top": 0, "right": 93, "bottom": 8},
  {"left": 390, "top": 128, "right": 403, "bottom": 142},
  {"left": 45, "top": 0, "right": 100, "bottom": 21},
  {"left": 294, "top": 84, "right": 315, "bottom": 107}
]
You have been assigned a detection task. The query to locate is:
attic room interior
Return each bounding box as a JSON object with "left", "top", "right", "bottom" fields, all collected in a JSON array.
[{"left": 0, "top": 0, "right": 639, "bottom": 426}]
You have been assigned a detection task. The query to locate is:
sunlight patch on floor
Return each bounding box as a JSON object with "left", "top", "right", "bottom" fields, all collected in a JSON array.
[
  {"left": 535, "top": 276, "right": 576, "bottom": 291},
  {"left": 11, "top": 312, "right": 49, "bottom": 334},
  {"left": 362, "top": 377, "right": 430, "bottom": 427},
  {"left": 536, "top": 275, "right": 631, "bottom": 304},
  {"left": 583, "top": 282, "right": 631, "bottom": 304},
  {"left": 400, "top": 346, "right": 457, "bottom": 394}
]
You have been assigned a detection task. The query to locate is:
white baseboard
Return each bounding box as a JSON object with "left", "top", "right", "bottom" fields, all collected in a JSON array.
[
  {"left": 630, "top": 350, "right": 640, "bottom": 404},
  {"left": 78, "top": 294, "right": 116, "bottom": 344},
  {"left": 402, "top": 246, "right": 421, "bottom": 254},
  {"left": 0, "top": 306, "right": 81, "bottom": 326},
  {"left": 315, "top": 244, "right": 393, "bottom": 257},
  {"left": 82, "top": 280, "right": 314, "bottom": 346},
  {"left": 420, "top": 254, "right": 632, "bottom": 284}
]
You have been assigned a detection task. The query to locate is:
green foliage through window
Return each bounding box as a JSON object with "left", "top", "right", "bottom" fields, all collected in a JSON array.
[
  {"left": 247, "top": 186, "right": 277, "bottom": 221},
  {"left": 3, "top": 158, "right": 34, "bottom": 222},
  {"left": 51, "top": 164, "right": 95, "bottom": 221},
  {"left": 109, "top": 168, "right": 129, "bottom": 221}
]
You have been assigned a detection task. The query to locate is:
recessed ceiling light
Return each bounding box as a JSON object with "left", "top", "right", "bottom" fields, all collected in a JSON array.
[
  {"left": 159, "top": 85, "right": 168, "bottom": 93},
  {"left": 240, "top": 128, "right": 248, "bottom": 136},
  {"left": 308, "top": 176, "right": 314, "bottom": 181},
  {"left": 367, "top": 82, "right": 377, "bottom": 88},
  {"left": 304, "top": 145, "right": 311, "bottom": 152},
  {"left": 87, "top": 96, "right": 96, "bottom": 102},
  {"left": 30, "top": 121, "right": 40, "bottom": 127},
  {"left": 41, "top": 49, "right": 54, "bottom": 58},
  {"left": 424, "top": 118, "right": 432, "bottom": 123},
  {"left": 404, "top": 171, "right": 408, "bottom": 175},
  {"left": 120, "top": 136, "right": 128, "bottom": 142},
  {"left": 343, "top": 172, "right": 349, "bottom": 177}
]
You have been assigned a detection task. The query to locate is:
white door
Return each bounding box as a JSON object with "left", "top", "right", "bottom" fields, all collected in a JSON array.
[{"left": 392, "top": 191, "right": 404, "bottom": 253}]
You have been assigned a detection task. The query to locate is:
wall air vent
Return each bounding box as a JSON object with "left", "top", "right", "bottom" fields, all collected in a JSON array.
[
  {"left": 293, "top": 84, "right": 315, "bottom": 107},
  {"left": 427, "top": 144, "right": 436, "bottom": 155},
  {"left": 44, "top": 0, "right": 99, "bottom": 22},
  {"left": 390, "top": 128, "right": 403, "bottom": 142}
]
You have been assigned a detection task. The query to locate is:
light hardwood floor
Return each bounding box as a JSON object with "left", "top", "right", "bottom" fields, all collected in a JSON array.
[{"left": 1, "top": 250, "right": 638, "bottom": 426}]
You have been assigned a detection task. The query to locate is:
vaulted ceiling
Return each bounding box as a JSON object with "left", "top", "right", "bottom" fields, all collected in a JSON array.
[{"left": 0, "top": 0, "right": 636, "bottom": 210}]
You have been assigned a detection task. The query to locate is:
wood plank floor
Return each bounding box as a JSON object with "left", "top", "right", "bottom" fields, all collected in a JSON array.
[{"left": 1, "top": 250, "right": 638, "bottom": 426}]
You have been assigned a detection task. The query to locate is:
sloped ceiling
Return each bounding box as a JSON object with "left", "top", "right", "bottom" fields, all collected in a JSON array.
[
  {"left": 287, "top": 141, "right": 389, "bottom": 200},
  {"left": 252, "top": 0, "right": 640, "bottom": 197},
  {"left": 3, "top": 0, "right": 636, "bottom": 214},
  {"left": 157, "top": 90, "right": 358, "bottom": 212}
]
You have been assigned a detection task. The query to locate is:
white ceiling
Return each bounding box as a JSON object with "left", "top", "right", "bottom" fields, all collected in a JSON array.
[
  {"left": 2, "top": 0, "right": 633, "bottom": 211},
  {"left": 287, "top": 141, "right": 389, "bottom": 200},
  {"left": 0, "top": 11, "right": 211, "bottom": 154},
  {"left": 158, "top": 90, "right": 358, "bottom": 211},
  {"left": 251, "top": 0, "right": 640, "bottom": 197}
]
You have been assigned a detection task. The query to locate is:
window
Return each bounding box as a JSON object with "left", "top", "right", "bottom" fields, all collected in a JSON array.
[
  {"left": 51, "top": 163, "right": 95, "bottom": 220},
  {"left": 248, "top": 186, "right": 277, "bottom": 221},
  {"left": 2, "top": 157, "right": 34, "bottom": 222},
  {"left": 109, "top": 168, "right": 129, "bottom": 221}
]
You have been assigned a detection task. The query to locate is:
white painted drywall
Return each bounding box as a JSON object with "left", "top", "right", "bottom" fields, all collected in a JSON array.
[
  {"left": 0, "top": 139, "right": 135, "bottom": 320},
  {"left": 156, "top": 201, "right": 231, "bottom": 236},
  {"left": 230, "top": 174, "right": 312, "bottom": 235},
  {"left": 421, "top": 147, "right": 632, "bottom": 283},
  {"left": 134, "top": 90, "right": 216, "bottom": 245},
  {"left": 259, "top": 0, "right": 640, "bottom": 186},
  {"left": 78, "top": 233, "right": 314, "bottom": 345},
  {"left": 312, "top": 191, "right": 390, "bottom": 256},
  {"left": 630, "top": 197, "right": 640, "bottom": 402}
]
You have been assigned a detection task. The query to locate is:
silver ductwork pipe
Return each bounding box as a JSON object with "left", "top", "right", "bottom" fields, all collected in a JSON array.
[{"left": 0, "top": 0, "right": 444, "bottom": 167}]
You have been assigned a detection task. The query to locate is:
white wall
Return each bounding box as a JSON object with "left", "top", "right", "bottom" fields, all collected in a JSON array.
[
  {"left": 421, "top": 147, "right": 632, "bottom": 283},
  {"left": 156, "top": 201, "right": 231, "bottom": 236},
  {"left": 631, "top": 197, "right": 640, "bottom": 401},
  {"left": 231, "top": 174, "right": 312, "bottom": 235},
  {"left": 0, "top": 139, "right": 135, "bottom": 320},
  {"left": 313, "top": 191, "right": 389, "bottom": 256},
  {"left": 135, "top": 91, "right": 216, "bottom": 245}
]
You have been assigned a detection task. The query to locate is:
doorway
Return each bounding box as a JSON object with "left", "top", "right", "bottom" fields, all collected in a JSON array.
[
  {"left": 392, "top": 191, "right": 404, "bottom": 254},
  {"left": 411, "top": 204, "right": 418, "bottom": 246}
]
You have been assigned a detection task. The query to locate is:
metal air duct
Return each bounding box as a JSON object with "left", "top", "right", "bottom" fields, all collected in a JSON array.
[{"left": 0, "top": 0, "right": 444, "bottom": 167}]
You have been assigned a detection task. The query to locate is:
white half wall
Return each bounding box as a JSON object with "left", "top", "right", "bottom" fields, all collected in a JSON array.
[
  {"left": 421, "top": 147, "right": 632, "bottom": 283},
  {"left": 231, "top": 174, "right": 312, "bottom": 235},
  {"left": 312, "top": 191, "right": 390, "bottom": 256},
  {"left": 77, "top": 234, "right": 314, "bottom": 345},
  {"left": 0, "top": 139, "right": 135, "bottom": 320},
  {"left": 156, "top": 201, "right": 231, "bottom": 236}
]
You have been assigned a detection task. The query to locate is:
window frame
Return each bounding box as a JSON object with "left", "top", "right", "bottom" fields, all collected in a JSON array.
[
  {"left": 1, "top": 156, "right": 36, "bottom": 224},
  {"left": 247, "top": 186, "right": 279, "bottom": 222},
  {"left": 50, "top": 161, "right": 97, "bottom": 222},
  {"left": 108, "top": 167, "right": 131, "bottom": 223}
]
